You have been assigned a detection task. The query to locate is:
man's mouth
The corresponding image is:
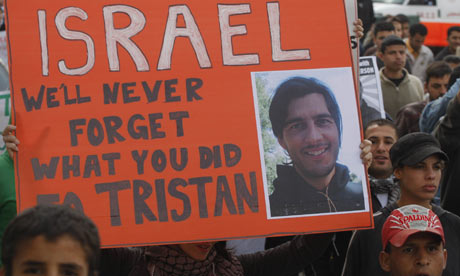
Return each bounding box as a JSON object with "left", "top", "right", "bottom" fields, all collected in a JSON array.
[
  {"left": 422, "top": 185, "right": 437, "bottom": 192},
  {"left": 302, "top": 144, "right": 329, "bottom": 156},
  {"left": 374, "top": 155, "right": 388, "bottom": 161}
]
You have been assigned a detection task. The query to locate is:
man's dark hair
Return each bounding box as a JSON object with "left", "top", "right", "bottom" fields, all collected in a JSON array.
[
  {"left": 448, "top": 65, "right": 460, "bottom": 89},
  {"left": 443, "top": 54, "right": 460, "bottom": 65},
  {"left": 394, "top": 14, "right": 409, "bottom": 24},
  {"left": 374, "top": 21, "right": 395, "bottom": 37},
  {"left": 380, "top": 35, "right": 406, "bottom": 53},
  {"left": 409, "top": 23, "right": 428, "bottom": 37},
  {"left": 269, "top": 77, "right": 342, "bottom": 143},
  {"left": 447, "top": 25, "right": 460, "bottom": 37},
  {"left": 2, "top": 205, "right": 100, "bottom": 276},
  {"left": 425, "top": 61, "right": 452, "bottom": 83},
  {"left": 364, "top": 119, "right": 398, "bottom": 139}
]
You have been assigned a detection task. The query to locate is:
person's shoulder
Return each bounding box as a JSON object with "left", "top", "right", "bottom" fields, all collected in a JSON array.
[
  {"left": 434, "top": 47, "right": 449, "bottom": 60},
  {"left": 0, "top": 151, "right": 13, "bottom": 168},
  {"left": 421, "top": 45, "right": 434, "bottom": 55},
  {"left": 435, "top": 205, "right": 460, "bottom": 225}
]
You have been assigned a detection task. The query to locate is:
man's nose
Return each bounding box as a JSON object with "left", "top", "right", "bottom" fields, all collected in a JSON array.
[
  {"left": 415, "top": 249, "right": 431, "bottom": 267},
  {"left": 441, "top": 85, "right": 448, "bottom": 95},
  {"left": 304, "top": 125, "right": 322, "bottom": 143},
  {"left": 376, "top": 141, "right": 386, "bottom": 152},
  {"left": 425, "top": 166, "right": 437, "bottom": 179}
]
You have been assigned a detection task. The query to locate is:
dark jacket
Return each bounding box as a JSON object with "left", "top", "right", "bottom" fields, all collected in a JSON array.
[
  {"left": 342, "top": 203, "right": 460, "bottom": 276},
  {"left": 435, "top": 47, "right": 454, "bottom": 61},
  {"left": 266, "top": 231, "right": 352, "bottom": 276},
  {"left": 269, "top": 164, "right": 364, "bottom": 217},
  {"left": 99, "top": 234, "right": 333, "bottom": 276},
  {"left": 435, "top": 96, "right": 460, "bottom": 217}
]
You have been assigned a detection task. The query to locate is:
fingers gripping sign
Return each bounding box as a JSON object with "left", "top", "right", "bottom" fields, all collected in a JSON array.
[{"left": 2, "top": 124, "right": 19, "bottom": 159}]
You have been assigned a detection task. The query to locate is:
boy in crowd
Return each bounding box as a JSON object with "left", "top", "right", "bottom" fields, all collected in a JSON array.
[
  {"left": 378, "top": 35, "right": 424, "bottom": 119},
  {"left": 342, "top": 132, "right": 460, "bottom": 276},
  {"left": 0, "top": 205, "right": 100, "bottom": 276},
  {"left": 379, "top": 204, "right": 447, "bottom": 276}
]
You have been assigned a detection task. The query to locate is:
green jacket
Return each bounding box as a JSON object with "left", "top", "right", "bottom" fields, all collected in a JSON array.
[{"left": 0, "top": 150, "right": 16, "bottom": 266}]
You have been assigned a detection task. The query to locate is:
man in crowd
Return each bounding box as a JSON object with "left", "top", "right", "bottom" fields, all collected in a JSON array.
[
  {"left": 1, "top": 204, "right": 100, "bottom": 276},
  {"left": 435, "top": 26, "right": 460, "bottom": 61},
  {"left": 395, "top": 14, "right": 410, "bottom": 39},
  {"left": 364, "top": 22, "right": 395, "bottom": 57},
  {"left": 379, "top": 205, "right": 447, "bottom": 276},
  {"left": 419, "top": 71, "right": 460, "bottom": 134},
  {"left": 268, "top": 76, "right": 364, "bottom": 217},
  {"left": 423, "top": 61, "right": 452, "bottom": 102},
  {"left": 395, "top": 61, "right": 452, "bottom": 136},
  {"left": 342, "top": 132, "right": 460, "bottom": 276},
  {"left": 389, "top": 16, "right": 403, "bottom": 38},
  {"left": 378, "top": 35, "right": 424, "bottom": 119},
  {"left": 364, "top": 119, "right": 399, "bottom": 213},
  {"left": 435, "top": 79, "right": 460, "bottom": 217},
  {"left": 405, "top": 23, "right": 434, "bottom": 82}
]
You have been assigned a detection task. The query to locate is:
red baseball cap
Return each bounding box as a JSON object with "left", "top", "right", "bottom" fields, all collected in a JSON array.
[{"left": 382, "top": 204, "right": 445, "bottom": 249}]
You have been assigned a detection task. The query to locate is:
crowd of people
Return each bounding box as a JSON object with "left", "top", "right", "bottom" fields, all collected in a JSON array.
[{"left": 0, "top": 3, "right": 460, "bottom": 276}]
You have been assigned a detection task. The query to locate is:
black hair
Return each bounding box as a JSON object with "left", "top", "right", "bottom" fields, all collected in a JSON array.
[
  {"left": 268, "top": 76, "right": 342, "bottom": 143},
  {"left": 380, "top": 35, "right": 406, "bottom": 53},
  {"left": 425, "top": 61, "right": 452, "bottom": 83},
  {"left": 374, "top": 21, "right": 395, "bottom": 37},
  {"left": 364, "top": 119, "right": 398, "bottom": 139},
  {"left": 448, "top": 65, "right": 460, "bottom": 89},
  {"left": 409, "top": 23, "right": 428, "bottom": 37},
  {"left": 443, "top": 54, "right": 460, "bottom": 65},
  {"left": 447, "top": 26, "right": 460, "bottom": 37},
  {"left": 2, "top": 205, "right": 100, "bottom": 276},
  {"left": 394, "top": 14, "right": 410, "bottom": 24}
]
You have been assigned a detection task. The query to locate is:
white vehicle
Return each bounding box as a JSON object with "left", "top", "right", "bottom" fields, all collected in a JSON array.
[{"left": 372, "top": 0, "right": 460, "bottom": 46}]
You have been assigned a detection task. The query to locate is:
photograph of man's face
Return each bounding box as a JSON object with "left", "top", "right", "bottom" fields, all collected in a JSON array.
[
  {"left": 278, "top": 93, "right": 340, "bottom": 187},
  {"left": 251, "top": 68, "right": 368, "bottom": 218}
]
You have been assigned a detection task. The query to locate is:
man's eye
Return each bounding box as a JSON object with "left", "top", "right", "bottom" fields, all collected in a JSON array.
[
  {"left": 402, "top": 247, "right": 414, "bottom": 254},
  {"left": 23, "top": 267, "right": 43, "bottom": 275},
  {"left": 61, "top": 268, "right": 79, "bottom": 276},
  {"left": 288, "top": 122, "right": 305, "bottom": 131},
  {"left": 427, "top": 245, "right": 440, "bottom": 253},
  {"left": 316, "top": 118, "right": 333, "bottom": 127}
]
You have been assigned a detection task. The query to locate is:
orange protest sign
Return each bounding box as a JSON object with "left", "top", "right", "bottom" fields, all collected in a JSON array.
[{"left": 6, "top": 0, "right": 372, "bottom": 247}]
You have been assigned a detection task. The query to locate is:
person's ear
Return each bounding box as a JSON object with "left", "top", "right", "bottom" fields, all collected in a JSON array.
[
  {"left": 379, "top": 251, "right": 391, "bottom": 272},
  {"left": 443, "top": 249, "right": 447, "bottom": 269},
  {"left": 393, "top": 167, "right": 402, "bottom": 179},
  {"left": 377, "top": 50, "right": 384, "bottom": 60}
]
